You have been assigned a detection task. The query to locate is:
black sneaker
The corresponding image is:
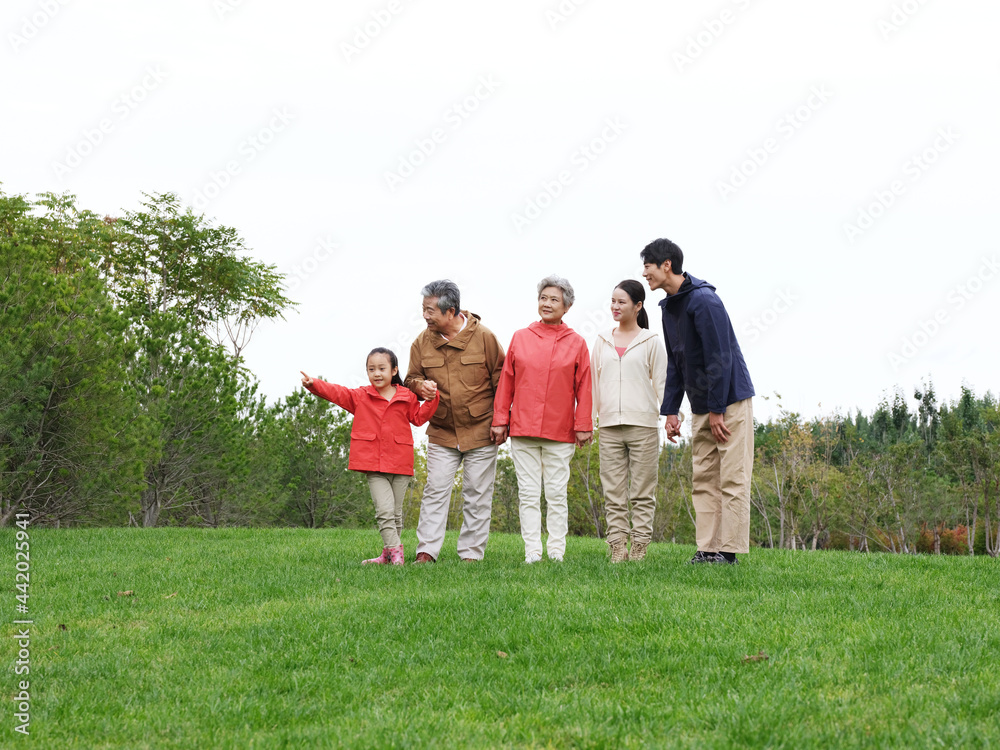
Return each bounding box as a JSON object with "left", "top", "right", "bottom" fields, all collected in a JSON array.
[{"left": 688, "top": 551, "right": 724, "bottom": 564}]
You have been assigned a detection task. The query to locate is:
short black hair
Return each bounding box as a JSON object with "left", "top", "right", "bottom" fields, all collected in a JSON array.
[{"left": 640, "top": 238, "right": 684, "bottom": 274}]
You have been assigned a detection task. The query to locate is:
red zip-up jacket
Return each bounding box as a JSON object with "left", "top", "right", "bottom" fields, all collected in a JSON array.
[
  {"left": 306, "top": 380, "right": 440, "bottom": 475},
  {"left": 492, "top": 321, "right": 593, "bottom": 443}
]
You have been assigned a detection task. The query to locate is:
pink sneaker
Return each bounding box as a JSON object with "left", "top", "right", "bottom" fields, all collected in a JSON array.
[
  {"left": 362, "top": 547, "right": 390, "bottom": 565},
  {"left": 388, "top": 544, "right": 405, "bottom": 566}
]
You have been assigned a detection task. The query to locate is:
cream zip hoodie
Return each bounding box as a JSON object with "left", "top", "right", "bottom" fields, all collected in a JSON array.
[{"left": 591, "top": 327, "right": 667, "bottom": 428}]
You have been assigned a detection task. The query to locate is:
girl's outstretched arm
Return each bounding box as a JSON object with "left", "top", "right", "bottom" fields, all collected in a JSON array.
[{"left": 300, "top": 372, "right": 358, "bottom": 414}]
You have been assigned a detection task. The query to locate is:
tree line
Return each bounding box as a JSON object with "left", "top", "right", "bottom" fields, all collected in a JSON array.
[{"left": 2, "top": 188, "right": 997, "bottom": 556}]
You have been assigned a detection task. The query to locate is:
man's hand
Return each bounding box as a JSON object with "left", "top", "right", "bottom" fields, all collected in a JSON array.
[
  {"left": 300, "top": 371, "right": 313, "bottom": 388},
  {"left": 490, "top": 425, "right": 508, "bottom": 445},
  {"left": 417, "top": 380, "right": 438, "bottom": 400},
  {"left": 709, "top": 411, "right": 731, "bottom": 443},
  {"left": 575, "top": 431, "right": 593, "bottom": 447},
  {"left": 664, "top": 414, "right": 681, "bottom": 443}
]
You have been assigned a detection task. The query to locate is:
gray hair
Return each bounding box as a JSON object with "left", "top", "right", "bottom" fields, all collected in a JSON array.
[
  {"left": 420, "top": 279, "right": 461, "bottom": 315},
  {"left": 537, "top": 275, "right": 575, "bottom": 307}
]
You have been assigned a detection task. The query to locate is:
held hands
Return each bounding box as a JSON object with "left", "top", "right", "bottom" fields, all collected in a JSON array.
[
  {"left": 417, "top": 380, "right": 438, "bottom": 400},
  {"left": 575, "top": 431, "right": 593, "bottom": 448},
  {"left": 300, "top": 371, "right": 314, "bottom": 388},
  {"left": 490, "top": 425, "right": 508, "bottom": 446},
  {"left": 664, "top": 414, "right": 682, "bottom": 443}
]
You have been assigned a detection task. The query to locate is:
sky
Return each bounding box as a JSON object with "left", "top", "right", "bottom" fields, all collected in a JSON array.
[{"left": 4, "top": 0, "right": 999, "bottom": 428}]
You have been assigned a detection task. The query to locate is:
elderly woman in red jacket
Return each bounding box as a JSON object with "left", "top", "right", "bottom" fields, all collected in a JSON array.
[{"left": 491, "top": 276, "right": 593, "bottom": 563}]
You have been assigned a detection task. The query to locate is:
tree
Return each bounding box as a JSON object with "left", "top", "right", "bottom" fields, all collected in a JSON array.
[
  {"left": 654, "top": 439, "right": 694, "bottom": 545},
  {"left": 0, "top": 190, "right": 146, "bottom": 526},
  {"left": 97, "top": 193, "right": 294, "bottom": 526},
  {"left": 266, "top": 386, "right": 370, "bottom": 529},
  {"left": 489, "top": 449, "right": 520, "bottom": 534}
]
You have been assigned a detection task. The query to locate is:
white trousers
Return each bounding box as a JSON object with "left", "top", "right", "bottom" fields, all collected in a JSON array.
[{"left": 509, "top": 436, "right": 576, "bottom": 559}]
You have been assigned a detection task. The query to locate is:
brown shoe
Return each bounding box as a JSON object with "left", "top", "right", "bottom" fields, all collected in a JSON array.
[
  {"left": 629, "top": 540, "right": 649, "bottom": 562},
  {"left": 608, "top": 538, "right": 628, "bottom": 563},
  {"left": 461, "top": 557, "right": 479, "bottom": 562},
  {"left": 413, "top": 552, "right": 435, "bottom": 564}
]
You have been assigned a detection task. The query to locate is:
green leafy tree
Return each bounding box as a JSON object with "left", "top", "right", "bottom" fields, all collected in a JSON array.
[
  {"left": 267, "top": 386, "right": 371, "bottom": 529},
  {"left": 96, "top": 193, "right": 293, "bottom": 526},
  {"left": 0, "top": 190, "right": 146, "bottom": 525}
]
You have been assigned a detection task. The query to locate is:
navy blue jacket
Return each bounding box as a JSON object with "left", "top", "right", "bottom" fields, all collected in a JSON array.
[{"left": 658, "top": 274, "right": 754, "bottom": 415}]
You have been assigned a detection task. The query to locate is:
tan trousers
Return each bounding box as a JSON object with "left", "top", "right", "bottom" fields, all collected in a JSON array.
[
  {"left": 598, "top": 425, "right": 659, "bottom": 544},
  {"left": 690, "top": 398, "right": 754, "bottom": 554},
  {"left": 366, "top": 472, "right": 411, "bottom": 547}
]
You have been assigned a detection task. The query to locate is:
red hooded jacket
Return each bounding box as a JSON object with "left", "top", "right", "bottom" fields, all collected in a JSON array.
[
  {"left": 306, "top": 380, "right": 440, "bottom": 476},
  {"left": 492, "top": 321, "right": 593, "bottom": 443}
]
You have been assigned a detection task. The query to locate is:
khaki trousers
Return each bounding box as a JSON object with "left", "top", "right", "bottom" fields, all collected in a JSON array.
[
  {"left": 690, "top": 398, "right": 754, "bottom": 554},
  {"left": 598, "top": 425, "right": 659, "bottom": 544},
  {"left": 366, "top": 472, "right": 411, "bottom": 547},
  {"left": 510, "top": 436, "right": 576, "bottom": 559},
  {"left": 415, "top": 443, "right": 498, "bottom": 561}
]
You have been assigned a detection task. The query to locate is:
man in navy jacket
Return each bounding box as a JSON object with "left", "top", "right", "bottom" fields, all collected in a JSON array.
[{"left": 642, "top": 238, "right": 755, "bottom": 564}]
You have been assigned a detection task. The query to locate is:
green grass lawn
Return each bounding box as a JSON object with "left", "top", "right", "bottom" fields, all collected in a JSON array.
[{"left": 4, "top": 528, "right": 1000, "bottom": 749}]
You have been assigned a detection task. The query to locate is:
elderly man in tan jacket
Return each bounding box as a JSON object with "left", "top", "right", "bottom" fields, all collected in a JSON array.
[{"left": 405, "top": 280, "right": 506, "bottom": 563}]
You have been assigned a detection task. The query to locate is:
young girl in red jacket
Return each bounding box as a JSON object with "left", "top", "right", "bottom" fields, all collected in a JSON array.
[{"left": 300, "top": 348, "right": 439, "bottom": 566}]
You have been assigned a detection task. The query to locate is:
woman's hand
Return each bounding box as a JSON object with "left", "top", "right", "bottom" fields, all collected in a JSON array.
[
  {"left": 300, "top": 371, "right": 314, "bottom": 388},
  {"left": 575, "top": 431, "right": 593, "bottom": 447},
  {"left": 490, "top": 425, "right": 508, "bottom": 445}
]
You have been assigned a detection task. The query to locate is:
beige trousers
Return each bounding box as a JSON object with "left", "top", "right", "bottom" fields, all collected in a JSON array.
[
  {"left": 415, "top": 443, "right": 498, "bottom": 561},
  {"left": 366, "top": 472, "right": 411, "bottom": 547},
  {"left": 690, "top": 398, "right": 754, "bottom": 554},
  {"left": 598, "top": 425, "right": 659, "bottom": 544}
]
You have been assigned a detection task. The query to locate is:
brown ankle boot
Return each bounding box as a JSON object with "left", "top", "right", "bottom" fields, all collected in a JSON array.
[
  {"left": 608, "top": 538, "right": 628, "bottom": 563},
  {"left": 629, "top": 540, "right": 649, "bottom": 562}
]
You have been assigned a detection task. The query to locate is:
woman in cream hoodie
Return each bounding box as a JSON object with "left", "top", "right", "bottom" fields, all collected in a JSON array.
[{"left": 591, "top": 280, "right": 667, "bottom": 562}]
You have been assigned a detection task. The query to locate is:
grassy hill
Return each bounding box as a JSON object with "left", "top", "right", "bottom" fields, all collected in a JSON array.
[{"left": 5, "top": 528, "right": 999, "bottom": 748}]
